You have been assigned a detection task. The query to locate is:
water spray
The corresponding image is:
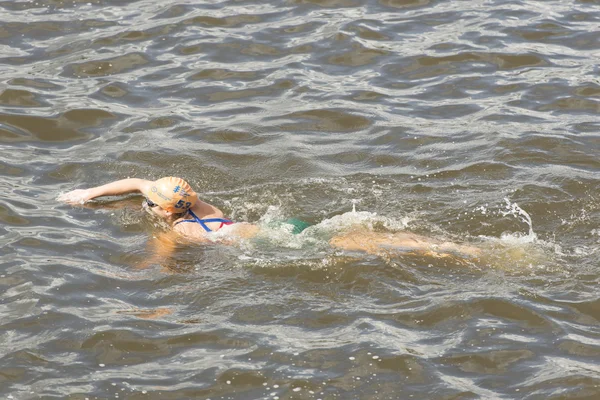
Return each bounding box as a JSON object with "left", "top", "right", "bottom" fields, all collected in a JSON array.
[{"left": 500, "top": 198, "right": 537, "bottom": 242}]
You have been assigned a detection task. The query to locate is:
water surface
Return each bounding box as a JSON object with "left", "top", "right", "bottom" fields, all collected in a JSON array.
[{"left": 1, "top": 0, "right": 599, "bottom": 399}]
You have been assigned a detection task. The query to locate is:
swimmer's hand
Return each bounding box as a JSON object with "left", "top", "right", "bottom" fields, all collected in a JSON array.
[{"left": 57, "top": 189, "right": 92, "bottom": 205}]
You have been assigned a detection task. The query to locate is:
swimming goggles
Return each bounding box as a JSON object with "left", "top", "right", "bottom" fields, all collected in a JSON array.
[{"left": 144, "top": 198, "right": 158, "bottom": 208}]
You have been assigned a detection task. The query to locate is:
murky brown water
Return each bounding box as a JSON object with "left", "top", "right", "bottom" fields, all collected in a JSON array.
[{"left": 1, "top": 0, "right": 599, "bottom": 399}]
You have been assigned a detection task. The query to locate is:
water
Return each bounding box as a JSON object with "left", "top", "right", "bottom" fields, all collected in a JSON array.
[{"left": 1, "top": 0, "right": 599, "bottom": 398}]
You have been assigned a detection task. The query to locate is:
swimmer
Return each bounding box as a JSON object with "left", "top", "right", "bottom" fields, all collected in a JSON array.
[
  {"left": 58, "top": 177, "right": 481, "bottom": 261},
  {"left": 58, "top": 177, "right": 257, "bottom": 241}
]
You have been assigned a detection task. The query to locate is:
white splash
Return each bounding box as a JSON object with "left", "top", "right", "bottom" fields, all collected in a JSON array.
[{"left": 499, "top": 198, "right": 537, "bottom": 244}]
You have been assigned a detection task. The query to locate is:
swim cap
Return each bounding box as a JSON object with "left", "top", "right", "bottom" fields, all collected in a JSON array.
[{"left": 146, "top": 177, "right": 197, "bottom": 212}]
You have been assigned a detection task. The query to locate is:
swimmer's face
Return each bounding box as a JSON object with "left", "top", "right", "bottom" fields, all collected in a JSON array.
[{"left": 143, "top": 198, "right": 172, "bottom": 219}]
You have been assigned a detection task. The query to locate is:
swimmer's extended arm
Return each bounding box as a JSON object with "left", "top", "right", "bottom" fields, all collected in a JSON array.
[{"left": 58, "top": 178, "right": 153, "bottom": 204}]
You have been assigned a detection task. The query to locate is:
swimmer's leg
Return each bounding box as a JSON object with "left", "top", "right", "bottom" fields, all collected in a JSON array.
[
  {"left": 434, "top": 241, "right": 482, "bottom": 258},
  {"left": 330, "top": 230, "right": 481, "bottom": 259},
  {"left": 330, "top": 231, "right": 432, "bottom": 254}
]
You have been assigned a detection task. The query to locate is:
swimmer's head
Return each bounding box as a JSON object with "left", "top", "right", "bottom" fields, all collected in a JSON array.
[{"left": 145, "top": 177, "right": 197, "bottom": 213}]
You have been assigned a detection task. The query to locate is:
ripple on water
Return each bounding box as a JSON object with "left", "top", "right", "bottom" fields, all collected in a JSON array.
[
  {"left": 0, "top": 109, "right": 115, "bottom": 144},
  {"left": 379, "top": 0, "right": 433, "bottom": 9},
  {"left": 278, "top": 109, "right": 372, "bottom": 132},
  {"left": 65, "top": 53, "right": 152, "bottom": 78},
  {"left": 0, "top": 89, "right": 44, "bottom": 107}
]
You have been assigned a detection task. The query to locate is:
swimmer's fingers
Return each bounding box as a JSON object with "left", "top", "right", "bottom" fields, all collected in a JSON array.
[{"left": 57, "top": 189, "right": 91, "bottom": 205}]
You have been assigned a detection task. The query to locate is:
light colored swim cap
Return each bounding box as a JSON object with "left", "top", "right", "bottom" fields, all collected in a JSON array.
[{"left": 146, "top": 177, "right": 197, "bottom": 212}]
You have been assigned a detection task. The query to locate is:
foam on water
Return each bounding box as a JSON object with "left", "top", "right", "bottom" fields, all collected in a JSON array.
[{"left": 208, "top": 202, "right": 417, "bottom": 266}]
